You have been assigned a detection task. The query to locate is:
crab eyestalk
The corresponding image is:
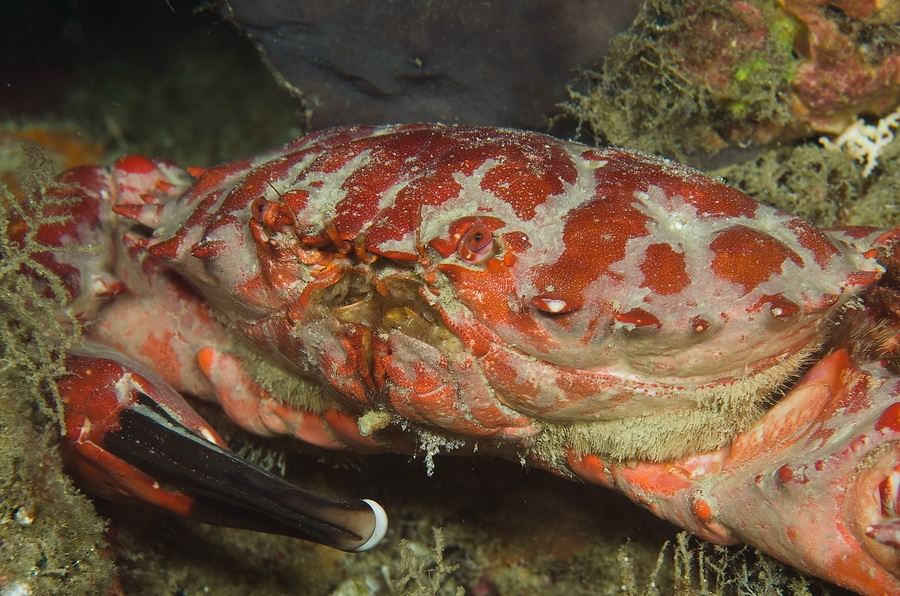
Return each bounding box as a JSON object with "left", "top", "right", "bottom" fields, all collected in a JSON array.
[{"left": 58, "top": 346, "right": 387, "bottom": 552}]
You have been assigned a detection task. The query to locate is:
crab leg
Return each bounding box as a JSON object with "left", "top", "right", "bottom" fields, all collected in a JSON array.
[
  {"left": 58, "top": 345, "right": 387, "bottom": 552},
  {"left": 568, "top": 347, "right": 900, "bottom": 594}
]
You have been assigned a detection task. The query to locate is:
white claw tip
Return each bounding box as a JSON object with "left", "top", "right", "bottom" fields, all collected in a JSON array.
[{"left": 351, "top": 499, "right": 388, "bottom": 552}]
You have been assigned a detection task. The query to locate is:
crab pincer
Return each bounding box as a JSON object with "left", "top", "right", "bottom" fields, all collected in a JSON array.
[{"left": 57, "top": 344, "right": 387, "bottom": 552}]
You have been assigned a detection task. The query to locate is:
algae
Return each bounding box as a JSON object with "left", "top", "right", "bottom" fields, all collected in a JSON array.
[
  {"left": 562, "top": 0, "right": 798, "bottom": 161},
  {"left": 0, "top": 144, "right": 114, "bottom": 594},
  {"left": 381, "top": 528, "right": 465, "bottom": 596},
  {"left": 714, "top": 130, "right": 900, "bottom": 229}
]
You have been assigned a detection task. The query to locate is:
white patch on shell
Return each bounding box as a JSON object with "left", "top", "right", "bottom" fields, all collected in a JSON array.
[
  {"left": 288, "top": 150, "right": 375, "bottom": 232},
  {"left": 504, "top": 150, "right": 605, "bottom": 304},
  {"left": 200, "top": 217, "right": 261, "bottom": 288}
]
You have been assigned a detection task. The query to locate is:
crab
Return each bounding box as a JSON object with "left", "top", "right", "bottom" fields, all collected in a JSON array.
[{"left": 13, "top": 123, "right": 900, "bottom": 594}]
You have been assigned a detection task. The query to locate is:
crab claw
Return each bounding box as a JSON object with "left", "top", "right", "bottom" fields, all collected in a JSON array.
[{"left": 57, "top": 344, "right": 387, "bottom": 552}]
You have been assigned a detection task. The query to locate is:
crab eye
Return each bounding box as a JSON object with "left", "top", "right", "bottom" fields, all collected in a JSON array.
[
  {"left": 427, "top": 216, "right": 505, "bottom": 261},
  {"left": 251, "top": 197, "right": 266, "bottom": 222},
  {"left": 458, "top": 225, "right": 495, "bottom": 262}
]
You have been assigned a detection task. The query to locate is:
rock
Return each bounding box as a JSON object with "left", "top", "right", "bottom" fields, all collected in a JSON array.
[{"left": 223, "top": 0, "right": 642, "bottom": 129}]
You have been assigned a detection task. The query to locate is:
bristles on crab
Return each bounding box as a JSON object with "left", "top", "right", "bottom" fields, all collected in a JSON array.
[{"left": 828, "top": 294, "right": 900, "bottom": 370}]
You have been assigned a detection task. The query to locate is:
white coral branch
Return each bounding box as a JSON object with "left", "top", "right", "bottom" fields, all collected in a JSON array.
[{"left": 820, "top": 108, "right": 900, "bottom": 177}]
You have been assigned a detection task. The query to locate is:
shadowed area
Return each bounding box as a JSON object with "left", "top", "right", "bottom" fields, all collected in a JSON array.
[{"left": 223, "top": 0, "right": 643, "bottom": 129}]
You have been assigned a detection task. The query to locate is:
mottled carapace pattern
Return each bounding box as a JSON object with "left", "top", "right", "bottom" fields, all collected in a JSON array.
[{"left": 108, "top": 124, "right": 881, "bottom": 447}]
